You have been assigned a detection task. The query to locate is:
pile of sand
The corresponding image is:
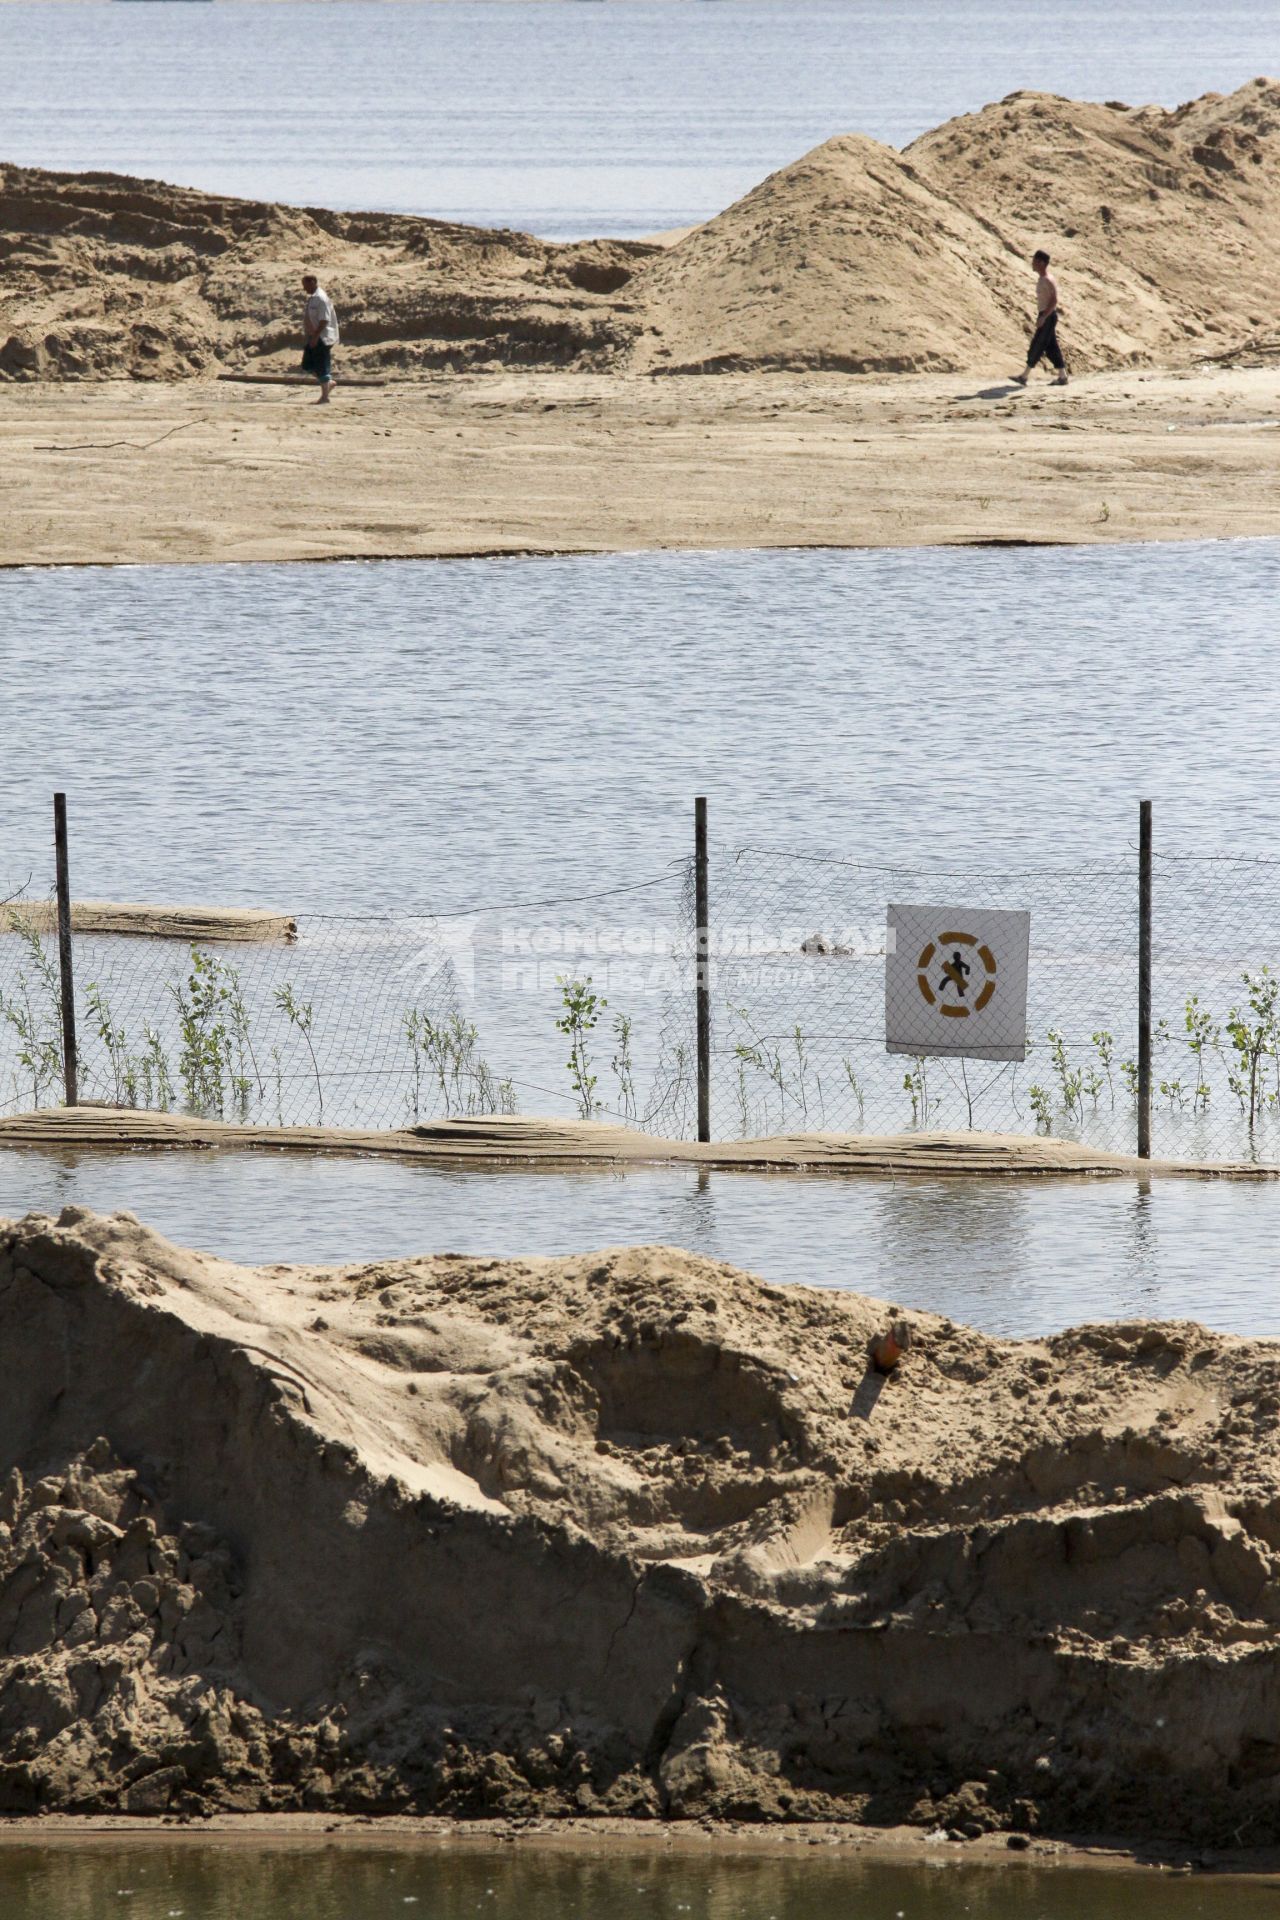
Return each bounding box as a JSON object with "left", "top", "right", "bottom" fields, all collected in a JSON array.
[
  {"left": 2, "top": 80, "right": 1279, "bottom": 382},
  {"left": 4, "top": 1206, "right": 1280, "bottom": 1843},
  {"left": 0, "top": 168, "right": 652, "bottom": 381},
  {"left": 909, "top": 81, "right": 1280, "bottom": 368}
]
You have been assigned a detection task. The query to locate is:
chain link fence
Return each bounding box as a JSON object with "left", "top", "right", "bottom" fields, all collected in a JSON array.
[
  {"left": 3, "top": 838, "right": 1280, "bottom": 1165},
  {"left": 645, "top": 844, "right": 1280, "bottom": 1165}
]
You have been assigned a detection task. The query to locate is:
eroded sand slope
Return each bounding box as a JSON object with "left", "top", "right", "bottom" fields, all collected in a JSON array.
[
  {"left": 4, "top": 1208, "right": 1280, "bottom": 1843},
  {"left": 3, "top": 80, "right": 1280, "bottom": 381}
]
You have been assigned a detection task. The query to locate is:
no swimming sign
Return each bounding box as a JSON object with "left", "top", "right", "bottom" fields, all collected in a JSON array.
[{"left": 885, "top": 903, "right": 1030, "bottom": 1063}]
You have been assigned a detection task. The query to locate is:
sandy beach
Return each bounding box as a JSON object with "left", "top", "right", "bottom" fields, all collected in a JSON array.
[
  {"left": 5, "top": 81, "right": 1280, "bottom": 566},
  {"left": 3, "top": 364, "right": 1278, "bottom": 569}
]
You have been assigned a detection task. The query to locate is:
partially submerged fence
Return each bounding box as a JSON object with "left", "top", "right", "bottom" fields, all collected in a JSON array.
[{"left": 4, "top": 795, "right": 1280, "bottom": 1166}]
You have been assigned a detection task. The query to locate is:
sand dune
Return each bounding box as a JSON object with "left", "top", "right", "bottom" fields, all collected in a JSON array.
[
  {"left": 5, "top": 1206, "right": 1280, "bottom": 1842},
  {"left": 3, "top": 79, "right": 1280, "bottom": 383}
]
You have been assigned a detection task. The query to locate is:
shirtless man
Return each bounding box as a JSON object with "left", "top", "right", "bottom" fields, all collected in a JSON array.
[{"left": 1013, "top": 250, "right": 1068, "bottom": 387}]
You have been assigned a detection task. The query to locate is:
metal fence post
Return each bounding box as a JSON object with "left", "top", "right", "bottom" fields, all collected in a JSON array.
[
  {"left": 53, "top": 791, "right": 79, "bottom": 1107},
  {"left": 1137, "top": 798, "right": 1152, "bottom": 1159},
  {"left": 695, "top": 796, "right": 711, "bottom": 1142}
]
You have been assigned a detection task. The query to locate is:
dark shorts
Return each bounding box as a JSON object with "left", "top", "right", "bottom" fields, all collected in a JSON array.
[{"left": 311, "top": 339, "right": 332, "bottom": 383}]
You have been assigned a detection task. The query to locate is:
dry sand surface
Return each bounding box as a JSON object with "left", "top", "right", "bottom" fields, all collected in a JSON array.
[
  {"left": 5, "top": 1205, "right": 1280, "bottom": 1847},
  {"left": 3, "top": 81, "right": 1280, "bottom": 564},
  {"left": 4, "top": 363, "right": 1280, "bottom": 567}
]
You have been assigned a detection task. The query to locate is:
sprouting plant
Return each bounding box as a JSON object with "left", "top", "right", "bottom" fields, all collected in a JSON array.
[
  {"left": 902, "top": 1057, "right": 933, "bottom": 1128},
  {"left": 1029, "top": 1084, "right": 1053, "bottom": 1135},
  {"left": 1046, "top": 1027, "right": 1083, "bottom": 1117},
  {"left": 1081, "top": 1065, "right": 1104, "bottom": 1107},
  {"left": 140, "top": 1024, "right": 174, "bottom": 1112},
  {"left": 841, "top": 1058, "right": 865, "bottom": 1124},
  {"left": 404, "top": 1008, "right": 425, "bottom": 1119},
  {"left": 271, "top": 1045, "right": 284, "bottom": 1127},
  {"left": 1097, "top": 500, "right": 1111, "bottom": 524},
  {"left": 729, "top": 1006, "right": 788, "bottom": 1125},
  {"left": 790, "top": 1029, "right": 809, "bottom": 1121},
  {"left": 1184, "top": 996, "right": 1217, "bottom": 1113},
  {"left": 1223, "top": 967, "right": 1280, "bottom": 1131},
  {"left": 224, "top": 962, "right": 263, "bottom": 1116},
  {"left": 735, "top": 1054, "right": 751, "bottom": 1137},
  {"left": 1160, "top": 1077, "right": 1187, "bottom": 1111},
  {"left": 170, "top": 947, "right": 231, "bottom": 1116},
  {"left": 0, "top": 914, "right": 65, "bottom": 1107},
  {"left": 1120, "top": 1056, "right": 1139, "bottom": 1103},
  {"left": 276, "top": 982, "right": 322, "bottom": 1123},
  {"left": 1091, "top": 1030, "right": 1115, "bottom": 1107},
  {"left": 86, "top": 981, "right": 132, "bottom": 1106},
  {"left": 556, "top": 974, "right": 606, "bottom": 1120},
  {"left": 403, "top": 1009, "right": 510, "bottom": 1116},
  {"left": 611, "top": 1012, "right": 636, "bottom": 1122}
]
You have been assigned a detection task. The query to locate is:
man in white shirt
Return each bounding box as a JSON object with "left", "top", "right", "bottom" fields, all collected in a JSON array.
[
  {"left": 1013, "top": 250, "right": 1068, "bottom": 388},
  {"left": 301, "top": 273, "right": 339, "bottom": 403}
]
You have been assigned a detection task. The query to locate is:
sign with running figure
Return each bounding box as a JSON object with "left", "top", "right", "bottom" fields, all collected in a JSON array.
[{"left": 885, "top": 903, "right": 1030, "bottom": 1062}]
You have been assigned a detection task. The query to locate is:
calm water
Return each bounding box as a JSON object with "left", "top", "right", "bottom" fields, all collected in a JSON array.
[
  {"left": 0, "top": 0, "right": 1276, "bottom": 236},
  {"left": 2, "top": 1148, "right": 1277, "bottom": 1338},
  {"left": 0, "top": 1842, "right": 1272, "bottom": 1920}
]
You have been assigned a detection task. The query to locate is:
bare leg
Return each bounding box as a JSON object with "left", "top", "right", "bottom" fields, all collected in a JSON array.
[{"left": 318, "top": 378, "right": 332, "bottom": 405}]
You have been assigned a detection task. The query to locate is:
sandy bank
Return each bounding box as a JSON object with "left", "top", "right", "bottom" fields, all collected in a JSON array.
[
  {"left": 2, "top": 363, "right": 1279, "bottom": 568},
  {"left": 8, "top": 903, "right": 296, "bottom": 944},
  {"left": 4, "top": 1207, "right": 1280, "bottom": 1846},
  {"left": 5, "top": 83, "right": 1280, "bottom": 384},
  {"left": 0, "top": 1104, "right": 1269, "bottom": 1178},
  {"left": 3, "top": 81, "right": 1280, "bottom": 565},
  {"left": 0, "top": 1810, "right": 1274, "bottom": 1882}
]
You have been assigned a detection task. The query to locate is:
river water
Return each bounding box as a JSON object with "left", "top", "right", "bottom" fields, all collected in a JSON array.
[
  {"left": 0, "top": 0, "right": 1276, "bottom": 237},
  {"left": 0, "top": 1840, "right": 1272, "bottom": 1920}
]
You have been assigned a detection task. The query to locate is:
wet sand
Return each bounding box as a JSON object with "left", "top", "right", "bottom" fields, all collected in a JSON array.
[
  {"left": 3, "top": 364, "right": 1277, "bottom": 569},
  {"left": 0, "top": 1810, "right": 1274, "bottom": 1883}
]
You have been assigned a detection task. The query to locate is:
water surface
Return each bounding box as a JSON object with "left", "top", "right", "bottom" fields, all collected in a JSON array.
[
  {"left": 0, "top": 0, "right": 1275, "bottom": 235},
  {"left": 0, "top": 1841, "right": 1271, "bottom": 1920}
]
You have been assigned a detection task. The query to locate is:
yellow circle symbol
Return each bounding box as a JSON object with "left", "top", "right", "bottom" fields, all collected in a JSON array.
[{"left": 916, "top": 931, "right": 997, "bottom": 1019}]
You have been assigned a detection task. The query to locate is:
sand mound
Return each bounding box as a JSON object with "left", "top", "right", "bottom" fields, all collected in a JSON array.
[
  {"left": 632, "top": 136, "right": 1028, "bottom": 375},
  {"left": 5, "top": 80, "right": 1280, "bottom": 384},
  {"left": 0, "top": 166, "right": 652, "bottom": 381},
  {"left": 4, "top": 1208, "right": 1280, "bottom": 1842},
  {"left": 909, "top": 78, "right": 1280, "bottom": 365}
]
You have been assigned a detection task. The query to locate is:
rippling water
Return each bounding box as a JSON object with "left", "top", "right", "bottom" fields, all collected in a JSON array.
[
  {"left": 5, "top": 544, "right": 1280, "bottom": 909},
  {"left": 0, "top": 0, "right": 1276, "bottom": 236},
  {"left": 0, "top": 1839, "right": 1270, "bottom": 1920}
]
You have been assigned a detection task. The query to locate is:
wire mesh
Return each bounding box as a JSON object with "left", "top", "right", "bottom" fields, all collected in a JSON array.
[
  {"left": 3, "top": 843, "right": 1280, "bottom": 1164},
  {"left": 648, "top": 844, "right": 1280, "bottom": 1165},
  {"left": 0, "top": 906, "right": 491, "bottom": 1130}
]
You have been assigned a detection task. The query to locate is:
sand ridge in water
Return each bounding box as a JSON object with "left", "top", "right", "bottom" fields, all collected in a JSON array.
[
  {"left": 3, "top": 79, "right": 1280, "bottom": 382},
  {"left": 4, "top": 1206, "right": 1280, "bottom": 1845}
]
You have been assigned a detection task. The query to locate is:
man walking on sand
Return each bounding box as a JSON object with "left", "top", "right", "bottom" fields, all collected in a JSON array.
[
  {"left": 1013, "top": 250, "right": 1068, "bottom": 387},
  {"left": 301, "top": 273, "right": 339, "bottom": 403}
]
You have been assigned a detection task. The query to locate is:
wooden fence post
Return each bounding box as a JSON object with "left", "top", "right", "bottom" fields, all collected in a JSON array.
[
  {"left": 54, "top": 792, "right": 79, "bottom": 1107},
  {"left": 695, "top": 796, "right": 711, "bottom": 1143},
  {"left": 1137, "top": 798, "right": 1152, "bottom": 1159}
]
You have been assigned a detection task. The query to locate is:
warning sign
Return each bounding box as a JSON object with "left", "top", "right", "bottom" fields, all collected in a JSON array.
[{"left": 885, "top": 903, "right": 1030, "bottom": 1062}]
